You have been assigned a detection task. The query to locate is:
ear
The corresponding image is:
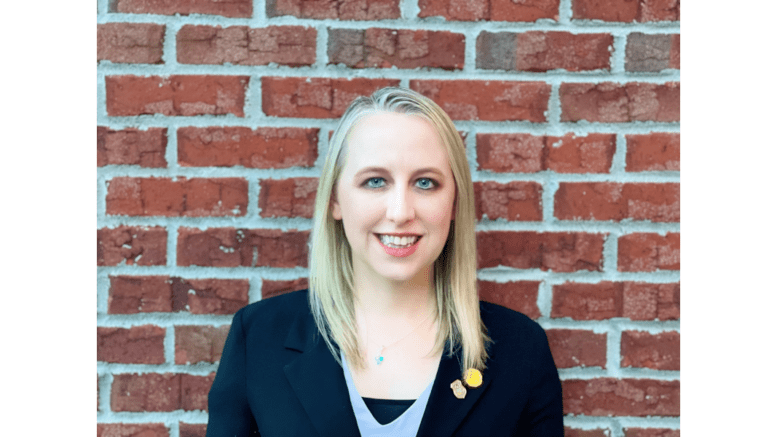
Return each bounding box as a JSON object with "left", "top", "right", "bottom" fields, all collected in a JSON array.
[{"left": 331, "top": 193, "right": 342, "bottom": 220}]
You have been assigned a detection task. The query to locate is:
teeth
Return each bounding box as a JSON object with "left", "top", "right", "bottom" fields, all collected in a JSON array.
[{"left": 380, "top": 235, "right": 419, "bottom": 248}]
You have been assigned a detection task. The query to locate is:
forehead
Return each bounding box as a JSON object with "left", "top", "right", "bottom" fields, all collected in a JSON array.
[{"left": 342, "top": 112, "right": 451, "bottom": 171}]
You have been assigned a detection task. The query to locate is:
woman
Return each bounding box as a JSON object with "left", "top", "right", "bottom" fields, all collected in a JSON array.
[{"left": 206, "top": 88, "right": 563, "bottom": 436}]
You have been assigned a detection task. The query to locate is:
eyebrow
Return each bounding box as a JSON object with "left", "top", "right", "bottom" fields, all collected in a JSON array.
[{"left": 353, "top": 167, "right": 446, "bottom": 180}]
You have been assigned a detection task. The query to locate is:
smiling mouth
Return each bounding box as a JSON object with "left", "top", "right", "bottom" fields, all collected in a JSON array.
[{"left": 377, "top": 234, "right": 421, "bottom": 248}]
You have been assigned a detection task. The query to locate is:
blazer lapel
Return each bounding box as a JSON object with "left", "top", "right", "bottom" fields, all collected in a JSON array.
[
  {"left": 282, "top": 311, "right": 361, "bottom": 437},
  {"left": 416, "top": 347, "right": 492, "bottom": 436}
]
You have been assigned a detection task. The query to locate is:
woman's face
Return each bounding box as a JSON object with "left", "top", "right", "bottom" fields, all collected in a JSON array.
[{"left": 332, "top": 112, "right": 456, "bottom": 286}]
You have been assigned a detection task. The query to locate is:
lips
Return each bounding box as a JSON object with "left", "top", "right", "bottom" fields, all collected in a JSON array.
[{"left": 375, "top": 234, "right": 422, "bottom": 257}]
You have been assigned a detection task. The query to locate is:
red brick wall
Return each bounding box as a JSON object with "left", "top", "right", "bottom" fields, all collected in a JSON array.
[{"left": 97, "top": 1, "right": 679, "bottom": 435}]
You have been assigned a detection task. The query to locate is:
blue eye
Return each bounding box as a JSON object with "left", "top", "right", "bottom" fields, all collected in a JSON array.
[
  {"left": 416, "top": 178, "right": 436, "bottom": 190},
  {"left": 365, "top": 177, "right": 386, "bottom": 188}
]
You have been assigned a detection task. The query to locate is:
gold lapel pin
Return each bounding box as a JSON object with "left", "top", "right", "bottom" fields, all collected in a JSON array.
[
  {"left": 450, "top": 379, "right": 467, "bottom": 399},
  {"left": 463, "top": 368, "right": 482, "bottom": 388}
]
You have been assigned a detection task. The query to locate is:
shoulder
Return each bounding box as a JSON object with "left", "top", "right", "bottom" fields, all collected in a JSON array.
[
  {"left": 233, "top": 289, "right": 313, "bottom": 336},
  {"left": 479, "top": 300, "right": 548, "bottom": 345}
]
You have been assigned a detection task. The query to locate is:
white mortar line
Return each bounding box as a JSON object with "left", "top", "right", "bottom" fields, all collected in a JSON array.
[
  {"left": 558, "top": 0, "right": 573, "bottom": 23},
  {"left": 97, "top": 272, "right": 111, "bottom": 315}
]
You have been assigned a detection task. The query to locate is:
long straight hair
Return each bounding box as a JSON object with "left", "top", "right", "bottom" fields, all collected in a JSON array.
[{"left": 308, "top": 87, "right": 491, "bottom": 374}]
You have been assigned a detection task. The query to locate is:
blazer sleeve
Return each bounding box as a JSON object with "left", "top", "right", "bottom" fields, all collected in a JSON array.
[
  {"left": 206, "top": 308, "right": 259, "bottom": 437},
  {"left": 523, "top": 325, "right": 564, "bottom": 437}
]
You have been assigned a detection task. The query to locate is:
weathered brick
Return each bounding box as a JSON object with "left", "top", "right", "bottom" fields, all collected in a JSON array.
[
  {"left": 477, "top": 133, "right": 616, "bottom": 174},
  {"left": 626, "top": 133, "right": 680, "bottom": 172},
  {"left": 177, "top": 25, "right": 316, "bottom": 66},
  {"left": 477, "top": 232, "right": 604, "bottom": 272},
  {"left": 97, "top": 325, "right": 165, "bottom": 364},
  {"left": 178, "top": 127, "right": 318, "bottom": 168},
  {"left": 97, "top": 424, "right": 169, "bottom": 437},
  {"left": 564, "top": 428, "right": 610, "bottom": 437},
  {"left": 552, "top": 281, "right": 680, "bottom": 320},
  {"left": 572, "top": 0, "right": 679, "bottom": 22},
  {"left": 262, "top": 278, "right": 309, "bottom": 299},
  {"left": 618, "top": 233, "right": 680, "bottom": 272},
  {"left": 97, "top": 127, "right": 167, "bottom": 168},
  {"left": 111, "top": 0, "right": 252, "bottom": 17},
  {"left": 106, "top": 177, "right": 248, "bottom": 217},
  {"left": 108, "top": 276, "right": 249, "bottom": 314},
  {"left": 555, "top": 182, "right": 680, "bottom": 222},
  {"left": 105, "top": 75, "right": 248, "bottom": 117},
  {"left": 175, "top": 325, "right": 230, "bottom": 364},
  {"left": 97, "top": 23, "right": 164, "bottom": 64},
  {"left": 623, "top": 429, "right": 680, "bottom": 437},
  {"left": 262, "top": 77, "right": 399, "bottom": 118},
  {"left": 626, "top": 33, "right": 680, "bottom": 72},
  {"left": 477, "top": 31, "right": 612, "bottom": 72},
  {"left": 563, "top": 378, "right": 680, "bottom": 416},
  {"left": 259, "top": 178, "right": 318, "bottom": 218},
  {"left": 328, "top": 28, "right": 464, "bottom": 70},
  {"left": 411, "top": 80, "right": 550, "bottom": 121},
  {"left": 177, "top": 228, "right": 309, "bottom": 268},
  {"left": 559, "top": 82, "right": 680, "bottom": 123},
  {"left": 478, "top": 281, "right": 541, "bottom": 319},
  {"left": 621, "top": 331, "right": 680, "bottom": 370},
  {"left": 419, "top": 0, "right": 559, "bottom": 22},
  {"left": 179, "top": 423, "right": 207, "bottom": 437},
  {"left": 473, "top": 181, "right": 542, "bottom": 221},
  {"left": 111, "top": 373, "right": 214, "bottom": 412},
  {"left": 546, "top": 329, "right": 607, "bottom": 368},
  {"left": 267, "top": 0, "right": 400, "bottom": 19},
  {"left": 98, "top": 226, "right": 167, "bottom": 266}
]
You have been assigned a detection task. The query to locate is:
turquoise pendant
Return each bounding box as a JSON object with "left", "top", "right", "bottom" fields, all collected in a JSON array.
[{"left": 375, "top": 355, "right": 384, "bottom": 365}]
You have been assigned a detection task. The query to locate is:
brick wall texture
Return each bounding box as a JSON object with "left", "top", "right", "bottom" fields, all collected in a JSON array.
[{"left": 97, "top": 1, "right": 680, "bottom": 435}]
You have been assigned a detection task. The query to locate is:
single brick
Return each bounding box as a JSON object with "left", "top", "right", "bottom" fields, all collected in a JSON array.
[
  {"left": 626, "top": 133, "right": 680, "bottom": 172},
  {"left": 546, "top": 329, "right": 607, "bottom": 368},
  {"left": 111, "top": 373, "right": 214, "bottom": 412},
  {"left": 259, "top": 178, "right": 318, "bottom": 218},
  {"left": 552, "top": 281, "right": 680, "bottom": 320},
  {"left": 267, "top": 0, "right": 400, "bottom": 19},
  {"left": 419, "top": 0, "right": 559, "bottom": 22},
  {"left": 175, "top": 325, "right": 230, "bottom": 364},
  {"left": 97, "top": 226, "right": 167, "bottom": 266},
  {"left": 621, "top": 331, "right": 680, "bottom": 370},
  {"left": 626, "top": 33, "right": 678, "bottom": 72},
  {"left": 477, "top": 133, "right": 616, "bottom": 174},
  {"left": 177, "top": 25, "right": 316, "bottom": 66},
  {"left": 97, "top": 127, "right": 167, "bottom": 167},
  {"left": 559, "top": 82, "right": 680, "bottom": 122},
  {"left": 477, "top": 31, "right": 612, "bottom": 72},
  {"left": 97, "top": 23, "right": 164, "bottom": 64},
  {"left": 554, "top": 182, "right": 680, "bottom": 222},
  {"left": 623, "top": 282, "right": 680, "bottom": 320},
  {"left": 410, "top": 80, "right": 550, "bottom": 121},
  {"left": 178, "top": 127, "right": 318, "bottom": 168},
  {"left": 623, "top": 429, "right": 680, "bottom": 437},
  {"left": 179, "top": 423, "right": 207, "bottom": 437},
  {"left": 97, "top": 325, "right": 165, "bottom": 364},
  {"left": 105, "top": 75, "right": 248, "bottom": 117},
  {"left": 618, "top": 233, "right": 680, "bottom": 272},
  {"left": 108, "top": 276, "right": 249, "bottom": 314},
  {"left": 106, "top": 177, "right": 248, "bottom": 217},
  {"left": 477, "top": 232, "right": 604, "bottom": 272},
  {"left": 328, "top": 28, "right": 465, "bottom": 70},
  {"left": 572, "top": 0, "right": 679, "bottom": 22},
  {"left": 177, "top": 228, "right": 309, "bottom": 268},
  {"left": 110, "top": 0, "right": 252, "bottom": 17},
  {"left": 563, "top": 378, "right": 680, "bottom": 416},
  {"left": 262, "top": 278, "right": 309, "bottom": 299},
  {"left": 564, "top": 428, "right": 610, "bottom": 437},
  {"left": 478, "top": 281, "right": 541, "bottom": 319},
  {"left": 97, "top": 424, "right": 169, "bottom": 437},
  {"left": 262, "top": 77, "right": 400, "bottom": 118},
  {"left": 473, "top": 181, "right": 542, "bottom": 221}
]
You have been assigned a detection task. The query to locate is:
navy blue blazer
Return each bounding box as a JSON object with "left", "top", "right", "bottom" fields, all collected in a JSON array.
[{"left": 206, "top": 290, "right": 563, "bottom": 436}]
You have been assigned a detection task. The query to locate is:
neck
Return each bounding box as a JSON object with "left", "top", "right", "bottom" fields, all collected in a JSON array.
[{"left": 352, "top": 269, "right": 436, "bottom": 324}]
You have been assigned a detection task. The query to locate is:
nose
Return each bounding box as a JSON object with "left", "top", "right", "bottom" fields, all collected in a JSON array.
[{"left": 386, "top": 187, "right": 415, "bottom": 223}]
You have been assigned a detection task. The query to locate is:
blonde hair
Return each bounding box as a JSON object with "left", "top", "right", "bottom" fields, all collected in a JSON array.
[{"left": 308, "top": 87, "right": 490, "bottom": 374}]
